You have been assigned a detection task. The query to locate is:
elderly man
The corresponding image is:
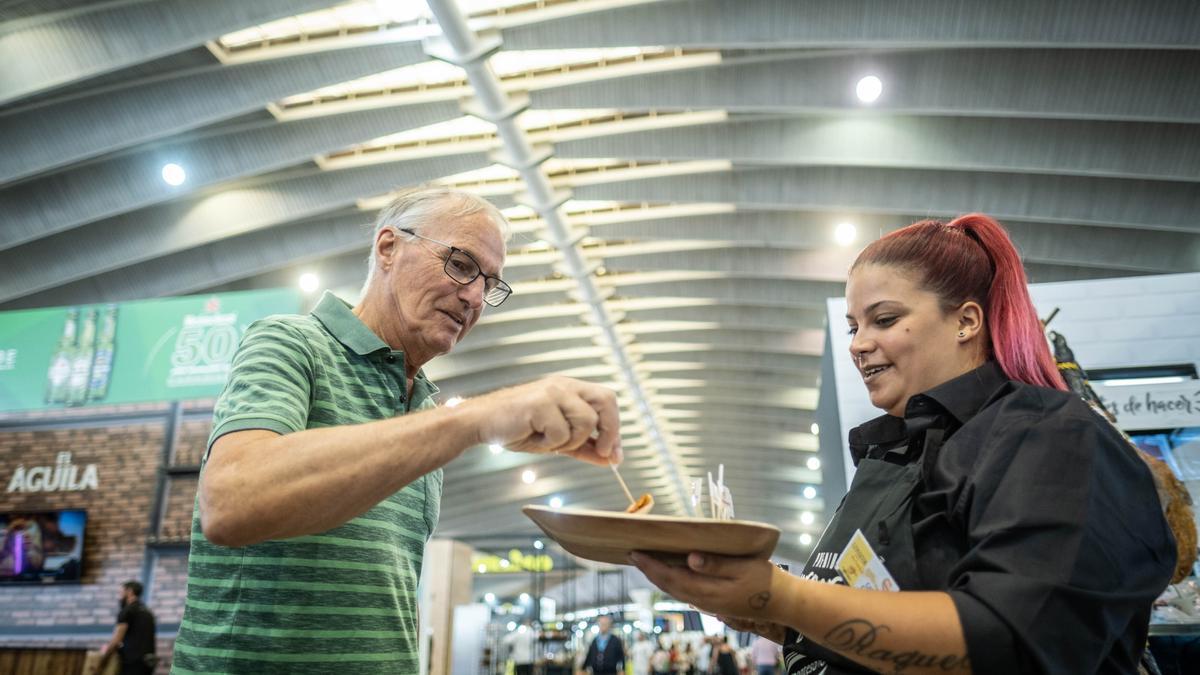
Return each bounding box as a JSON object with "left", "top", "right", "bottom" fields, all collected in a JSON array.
[{"left": 172, "top": 186, "right": 621, "bottom": 674}]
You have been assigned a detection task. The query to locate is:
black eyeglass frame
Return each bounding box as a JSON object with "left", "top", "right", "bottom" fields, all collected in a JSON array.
[{"left": 395, "top": 227, "right": 513, "bottom": 306}]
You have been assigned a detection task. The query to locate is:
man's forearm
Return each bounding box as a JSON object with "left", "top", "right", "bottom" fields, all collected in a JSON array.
[
  {"left": 768, "top": 579, "right": 971, "bottom": 675},
  {"left": 200, "top": 402, "right": 484, "bottom": 546},
  {"left": 102, "top": 623, "right": 127, "bottom": 659}
]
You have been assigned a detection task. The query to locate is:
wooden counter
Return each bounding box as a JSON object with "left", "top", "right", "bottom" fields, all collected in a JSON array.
[{"left": 0, "top": 647, "right": 119, "bottom": 675}]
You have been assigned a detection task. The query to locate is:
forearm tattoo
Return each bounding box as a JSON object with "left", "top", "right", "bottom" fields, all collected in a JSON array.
[
  {"left": 748, "top": 591, "right": 771, "bottom": 610},
  {"left": 823, "top": 619, "right": 970, "bottom": 674}
]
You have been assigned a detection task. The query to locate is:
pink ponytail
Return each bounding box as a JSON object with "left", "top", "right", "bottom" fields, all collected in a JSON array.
[
  {"left": 947, "top": 214, "right": 1066, "bottom": 391},
  {"left": 852, "top": 213, "right": 1067, "bottom": 391}
]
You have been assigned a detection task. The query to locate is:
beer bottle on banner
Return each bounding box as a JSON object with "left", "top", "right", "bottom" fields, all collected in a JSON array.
[
  {"left": 67, "top": 308, "right": 97, "bottom": 406},
  {"left": 45, "top": 308, "right": 79, "bottom": 404},
  {"left": 88, "top": 304, "right": 118, "bottom": 402}
]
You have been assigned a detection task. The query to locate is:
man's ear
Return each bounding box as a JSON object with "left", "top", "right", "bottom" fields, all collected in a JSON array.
[{"left": 375, "top": 227, "right": 398, "bottom": 272}]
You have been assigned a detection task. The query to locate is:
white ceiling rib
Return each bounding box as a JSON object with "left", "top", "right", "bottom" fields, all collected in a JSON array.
[{"left": 422, "top": 0, "right": 692, "bottom": 514}]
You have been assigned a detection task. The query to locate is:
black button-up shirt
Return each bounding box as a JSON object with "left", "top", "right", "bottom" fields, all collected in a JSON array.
[{"left": 786, "top": 361, "right": 1175, "bottom": 674}]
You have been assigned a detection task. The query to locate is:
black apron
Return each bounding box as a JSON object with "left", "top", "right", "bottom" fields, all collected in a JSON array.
[{"left": 785, "top": 425, "right": 945, "bottom": 675}]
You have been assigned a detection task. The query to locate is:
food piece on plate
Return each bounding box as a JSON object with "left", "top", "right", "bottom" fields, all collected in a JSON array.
[{"left": 625, "top": 493, "right": 654, "bottom": 515}]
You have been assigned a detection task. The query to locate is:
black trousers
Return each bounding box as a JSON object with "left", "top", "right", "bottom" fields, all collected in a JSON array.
[{"left": 119, "top": 659, "right": 154, "bottom": 675}]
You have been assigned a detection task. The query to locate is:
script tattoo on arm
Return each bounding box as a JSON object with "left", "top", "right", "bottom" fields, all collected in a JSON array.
[{"left": 822, "top": 619, "right": 970, "bottom": 674}]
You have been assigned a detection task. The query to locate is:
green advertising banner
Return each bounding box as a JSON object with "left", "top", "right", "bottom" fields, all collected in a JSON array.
[{"left": 0, "top": 289, "right": 302, "bottom": 413}]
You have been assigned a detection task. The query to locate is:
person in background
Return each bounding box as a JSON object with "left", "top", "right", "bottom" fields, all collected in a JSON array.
[
  {"left": 650, "top": 636, "right": 672, "bottom": 675},
  {"left": 678, "top": 641, "right": 697, "bottom": 675},
  {"left": 631, "top": 631, "right": 656, "bottom": 675},
  {"left": 581, "top": 615, "right": 625, "bottom": 675},
  {"left": 632, "top": 214, "right": 1175, "bottom": 674},
  {"left": 502, "top": 621, "right": 535, "bottom": 675},
  {"left": 100, "top": 580, "right": 156, "bottom": 675},
  {"left": 695, "top": 635, "right": 713, "bottom": 675},
  {"left": 750, "top": 634, "right": 782, "bottom": 675},
  {"left": 711, "top": 638, "right": 739, "bottom": 675},
  {"left": 173, "top": 186, "right": 623, "bottom": 674}
]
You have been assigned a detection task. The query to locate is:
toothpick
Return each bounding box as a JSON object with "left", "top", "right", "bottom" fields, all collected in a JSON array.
[
  {"left": 717, "top": 463, "right": 725, "bottom": 520},
  {"left": 610, "top": 462, "right": 636, "bottom": 507},
  {"left": 707, "top": 471, "right": 716, "bottom": 519}
]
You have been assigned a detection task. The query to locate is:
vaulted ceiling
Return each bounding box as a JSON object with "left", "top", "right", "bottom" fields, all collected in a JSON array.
[{"left": 3, "top": 0, "right": 1198, "bottom": 563}]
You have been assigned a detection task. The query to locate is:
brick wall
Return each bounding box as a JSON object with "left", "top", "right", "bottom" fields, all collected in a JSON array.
[
  {"left": 0, "top": 422, "right": 163, "bottom": 625},
  {"left": 160, "top": 477, "right": 198, "bottom": 544},
  {"left": 147, "top": 555, "right": 190, "bottom": 673},
  {"left": 172, "top": 420, "right": 210, "bottom": 468},
  {"left": 148, "top": 556, "right": 188, "bottom": 628},
  {"left": 0, "top": 402, "right": 211, "bottom": 674}
]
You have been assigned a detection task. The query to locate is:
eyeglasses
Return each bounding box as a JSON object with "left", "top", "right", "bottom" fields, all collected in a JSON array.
[{"left": 396, "top": 228, "right": 513, "bottom": 307}]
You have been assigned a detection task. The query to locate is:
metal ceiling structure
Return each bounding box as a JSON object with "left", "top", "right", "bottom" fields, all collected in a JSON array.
[{"left": 2, "top": 0, "right": 1199, "bottom": 563}]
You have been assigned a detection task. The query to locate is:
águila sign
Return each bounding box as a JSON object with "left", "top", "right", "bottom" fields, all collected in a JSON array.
[{"left": 6, "top": 451, "right": 99, "bottom": 493}]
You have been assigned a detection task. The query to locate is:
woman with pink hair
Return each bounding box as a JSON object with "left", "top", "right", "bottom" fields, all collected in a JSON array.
[{"left": 633, "top": 214, "right": 1176, "bottom": 675}]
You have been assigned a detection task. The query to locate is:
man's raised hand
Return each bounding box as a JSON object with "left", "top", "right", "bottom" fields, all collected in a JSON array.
[{"left": 467, "top": 376, "right": 622, "bottom": 465}]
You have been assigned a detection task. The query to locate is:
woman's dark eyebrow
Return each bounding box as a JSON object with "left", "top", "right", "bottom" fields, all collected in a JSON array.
[{"left": 846, "top": 300, "right": 902, "bottom": 320}]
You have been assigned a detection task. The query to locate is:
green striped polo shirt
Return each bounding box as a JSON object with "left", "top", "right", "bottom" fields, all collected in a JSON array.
[{"left": 173, "top": 291, "right": 442, "bottom": 675}]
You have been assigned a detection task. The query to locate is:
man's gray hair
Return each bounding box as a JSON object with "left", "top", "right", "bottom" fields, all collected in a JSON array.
[{"left": 362, "top": 185, "right": 510, "bottom": 294}]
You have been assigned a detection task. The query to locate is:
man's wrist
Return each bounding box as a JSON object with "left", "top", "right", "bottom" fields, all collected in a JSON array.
[{"left": 448, "top": 395, "right": 490, "bottom": 448}]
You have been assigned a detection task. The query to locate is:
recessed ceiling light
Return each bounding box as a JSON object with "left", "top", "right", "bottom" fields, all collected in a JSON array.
[
  {"left": 799, "top": 533, "right": 813, "bottom": 546},
  {"left": 856, "top": 75, "right": 883, "bottom": 103},
  {"left": 549, "top": 496, "right": 563, "bottom": 508},
  {"left": 806, "top": 456, "right": 821, "bottom": 471},
  {"left": 161, "top": 163, "right": 186, "bottom": 186},
  {"left": 298, "top": 272, "right": 319, "bottom": 293},
  {"left": 800, "top": 511, "right": 815, "bottom": 525},
  {"left": 534, "top": 539, "right": 544, "bottom": 549},
  {"left": 834, "top": 222, "right": 857, "bottom": 246},
  {"left": 522, "top": 469, "right": 536, "bottom": 484},
  {"left": 803, "top": 486, "right": 817, "bottom": 500},
  {"left": 810, "top": 422, "right": 819, "bottom": 436},
  {"left": 484, "top": 593, "right": 495, "bottom": 603},
  {"left": 489, "top": 443, "right": 504, "bottom": 454}
]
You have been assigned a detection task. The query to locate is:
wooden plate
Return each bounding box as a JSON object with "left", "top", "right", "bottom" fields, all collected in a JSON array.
[{"left": 522, "top": 505, "right": 781, "bottom": 566}]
